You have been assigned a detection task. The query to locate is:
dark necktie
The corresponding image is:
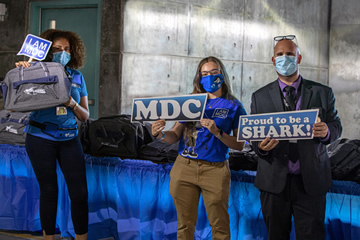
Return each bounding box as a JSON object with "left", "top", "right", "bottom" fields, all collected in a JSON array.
[
  {"left": 284, "top": 86, "right": 298, "bottom": 162},
  {"left": 284, "top": 86, "right": 296, "bottom": 111}
]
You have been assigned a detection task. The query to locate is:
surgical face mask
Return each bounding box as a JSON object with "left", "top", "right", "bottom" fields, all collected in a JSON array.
[
  {"left": 52, "top": 51, "right": 71, "bottom": 66},
  {"left": 275, "top": 55, "right": 297, "bottom": 76},
  {"left": 200, "top": 74, "right": 224, "bottom": 93}
]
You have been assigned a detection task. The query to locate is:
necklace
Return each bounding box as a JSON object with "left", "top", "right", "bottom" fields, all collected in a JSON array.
[{"left": 207, "top": 97, "right": 221, "bottom": 108}]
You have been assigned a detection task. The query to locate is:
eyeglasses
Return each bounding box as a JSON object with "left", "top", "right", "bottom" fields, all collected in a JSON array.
[
  {"left": 273, "top": 35, "right": 298, "bottom": 47},
  {"left": 51, "top": 46, "right": 71, "bottom": 53},
  {"left": 200, "top": 69, "right": 220, "bottom": 76}
]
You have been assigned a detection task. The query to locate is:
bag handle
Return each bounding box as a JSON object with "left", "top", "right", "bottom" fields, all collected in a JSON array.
[{"left": 19, "top": 62, "right": 50, "bottom": 81}]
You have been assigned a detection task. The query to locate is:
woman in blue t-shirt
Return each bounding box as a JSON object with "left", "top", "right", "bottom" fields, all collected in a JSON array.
[
  {"left": 151, "top": 56, "right": 247, "bottom": 239},
  {"left": 15, "top": 29, "right": 89, "bottom": 240}
]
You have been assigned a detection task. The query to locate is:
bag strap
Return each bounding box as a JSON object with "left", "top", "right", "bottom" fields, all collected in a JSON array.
[
  {"left": 29, "top": 120, "right": 46, "bottom": 130},
  {"left": 19, "top": 62, "right": 50, "bottom": 81},
  {"left": 39, "top": 62, "right": 50, "bottom": 77},
  {"left": 29, "top": 120, "right": 77, "bottom": 131}
]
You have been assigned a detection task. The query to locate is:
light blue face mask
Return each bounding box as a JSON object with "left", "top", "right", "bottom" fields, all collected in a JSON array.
[
  {"left": 52, "top": 51, "right": 71, "bottom": 66},
  {"left": 200, "top": 74, "right": 224, "bottom": 93},
  {"left": 275, "top": 55, "right": 297, "bottom": 76}
]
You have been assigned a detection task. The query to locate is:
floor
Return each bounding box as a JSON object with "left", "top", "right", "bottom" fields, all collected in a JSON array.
[{"left": 0, "top": 230, "right": 71, "bottom": 240}]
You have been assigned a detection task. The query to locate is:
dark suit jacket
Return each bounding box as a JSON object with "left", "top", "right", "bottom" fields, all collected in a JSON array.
[{"left": 250, "top": 77, "right": 342, "bottom": 196}]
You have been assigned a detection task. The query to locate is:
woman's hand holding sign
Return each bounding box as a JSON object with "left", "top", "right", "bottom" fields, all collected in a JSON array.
[
  {"left": 152, "top": 120, "right": 165, "bottom": 137},
  {"left": 200, "top": 118, "right": 218, "bottom": 135},
  {"left": 15, "top": 61, "right": 31, "bottom": 68}
]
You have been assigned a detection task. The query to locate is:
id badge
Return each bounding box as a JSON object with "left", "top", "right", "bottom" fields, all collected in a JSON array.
[{"left": 56, "top": 107, "right": 68, "bottom": 116}]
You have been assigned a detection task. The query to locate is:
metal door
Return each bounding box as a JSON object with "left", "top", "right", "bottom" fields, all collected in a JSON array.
[{"left": 30, "top": 2, "right": 100, "bottom": 118}]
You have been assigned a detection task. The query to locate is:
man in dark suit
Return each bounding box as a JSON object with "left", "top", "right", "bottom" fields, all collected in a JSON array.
[{"left": 250, "top": 35, "right": 342, "bottom": 240}]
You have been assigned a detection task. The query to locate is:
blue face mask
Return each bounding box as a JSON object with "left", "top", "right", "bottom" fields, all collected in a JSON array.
[
  {"left": 275, "top": 55, "right": 297, "bottom": 76},
  {"left": 52, "top": 51, "right": 71, "bottom": 66},
  {"left": 200, "top": 74, "right": 224, "bottom": 93}
]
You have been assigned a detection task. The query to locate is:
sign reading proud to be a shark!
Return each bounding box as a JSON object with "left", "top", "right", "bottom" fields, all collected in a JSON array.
[
  {"left": 17, "top": 34, "right": 52, "bottom": 61},
  {"left": 237, "top": 109, "right": 319, "bottom": 142},
  {"left": 131, "top": 94, "right": 207, "bottom": 123}
]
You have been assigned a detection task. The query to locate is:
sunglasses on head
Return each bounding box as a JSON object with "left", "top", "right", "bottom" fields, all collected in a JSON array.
[{"left": 273, "top": 35, "right": 298, "bottom": 47}]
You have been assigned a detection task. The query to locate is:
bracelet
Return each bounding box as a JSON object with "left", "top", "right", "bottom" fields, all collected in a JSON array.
[
  {"left": 72, "top": 102, "right": 79, "bottom": 111},
  {"left": 160, "top": 131, "right": 165, "bottom": 140},
  {"left": 216, "top": 129, "right": 224, "bottom": 139}
]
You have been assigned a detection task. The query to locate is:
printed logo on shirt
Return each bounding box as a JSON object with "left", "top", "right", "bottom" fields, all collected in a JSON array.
[
  {"left": 65, "top": 132, "right": 75, "bottom": 138},
  {"left": 71, "top": 83, "right": 80, "bottom": 88},
  {"left": 212, "top": 108, "right": 229, "bottom": 119}
]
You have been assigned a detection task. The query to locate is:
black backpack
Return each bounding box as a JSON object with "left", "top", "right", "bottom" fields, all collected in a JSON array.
[
  {"left": 84, "top": 115, "right": 153, "bottom": 159},
  {"left": 228, "top": 143, "right": 259, "bottom": 171},
  {"left": 138, "top": 139, "right": 179, "bottom": 163},
  {"left": 328, "top": 138, "right": 360, "bottom": 183}
]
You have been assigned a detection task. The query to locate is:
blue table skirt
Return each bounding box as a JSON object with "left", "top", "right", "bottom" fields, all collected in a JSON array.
[{"left": 0, "top": 144, "right": 359, "bottom": 240}]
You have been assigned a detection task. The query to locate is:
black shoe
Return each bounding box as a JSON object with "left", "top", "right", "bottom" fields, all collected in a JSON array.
[
  {"left": 188, "top": 150, "right": 198, "bottom": 158},
  {"left": 182, "top": 148, "right": 189, "bottom": 157}
]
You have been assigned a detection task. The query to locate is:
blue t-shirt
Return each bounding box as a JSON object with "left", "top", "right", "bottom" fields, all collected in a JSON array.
[
  {"left": 25, "top": 67, "right": 88, "bottom": 141},
  {"left": 178, "top": 97, "right": 247, "bottom": 162}
]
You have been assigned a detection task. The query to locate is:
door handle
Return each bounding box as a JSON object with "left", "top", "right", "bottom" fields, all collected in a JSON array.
[{"left": 88, "top": 99, "right": 95, "bottom": 106}]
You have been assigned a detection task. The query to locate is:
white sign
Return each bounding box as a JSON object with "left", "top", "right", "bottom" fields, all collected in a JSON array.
[
  {"left": 131, "top": 94, "right": 208, "bottom": 123},
  {"left": 237, "top": 109, "right": 319, "bottom": 142}
]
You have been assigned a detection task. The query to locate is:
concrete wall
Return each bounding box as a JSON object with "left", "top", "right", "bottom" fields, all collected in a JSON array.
[
  {"left": 121, "top": 0, "right": 330, "bottom": 128},
  {"left": 329, "top": 0, "right": 360, "bottom": 139},
  {"left": 0, "top": 0, "right": 28, "bottom": 108},
  {"left": 0, "top": 0, "right": 358, "bottom": 139}
]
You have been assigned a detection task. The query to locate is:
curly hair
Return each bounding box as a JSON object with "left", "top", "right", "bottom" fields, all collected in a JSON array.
[
  {"left": 183, "top": 56, "right": 238, "bottom": 146},
  {"left": 40, "top": 29, "right": 86, "bottom": 69}
]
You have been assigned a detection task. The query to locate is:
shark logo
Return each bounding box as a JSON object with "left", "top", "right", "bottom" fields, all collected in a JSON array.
[
  {"left": 211, "top": 77, "right": 222, "bottom": 88},
  {"left": 65, "top": 133, "right": 75, "bottom": 138},
  {"left": 214, "top": 77, "right": 221, "bottom": 84},
  {"left": 5, "top": 125, "right": 18, "bottom": 134},
  {"left": 24, "top": 87, "right": 46, "bottom": 95}
]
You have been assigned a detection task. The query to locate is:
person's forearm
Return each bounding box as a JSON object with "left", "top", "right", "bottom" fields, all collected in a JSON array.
[
  {"left": 214, "top": 130, "right": 244, "bottom": 151},
  {"left": 155, "top": 130, "right": 181, "bottom": 144},
  {"left": 71, "top": 103, "right": 89, "bottom": 122}
]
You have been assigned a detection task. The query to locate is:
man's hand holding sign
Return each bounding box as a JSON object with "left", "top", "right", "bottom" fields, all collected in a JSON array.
[{"left": 312, "top": 116, "right": 329, "bottom": 138}]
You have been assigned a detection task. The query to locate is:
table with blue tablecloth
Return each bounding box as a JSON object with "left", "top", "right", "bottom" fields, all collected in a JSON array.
[{"left": 0, "top": 144, "right": 359, "bottom": 240}]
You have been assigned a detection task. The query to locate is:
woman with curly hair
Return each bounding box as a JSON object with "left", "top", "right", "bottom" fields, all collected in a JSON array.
[
  {"left": 151, "top": 56, "right": 247, "bottom": 239},
  {"left": 15, "top": 29, "right": 89, "bottom": 240}
]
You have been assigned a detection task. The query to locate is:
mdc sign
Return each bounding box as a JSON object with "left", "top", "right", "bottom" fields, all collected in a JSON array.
[{"left": 131, "top": 94, "right": 207, "bottom": 123}]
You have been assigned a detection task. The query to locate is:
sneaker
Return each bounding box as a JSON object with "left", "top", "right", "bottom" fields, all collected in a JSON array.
[{"left": 182, "top": 148, "right": 189, "bottom": 157}]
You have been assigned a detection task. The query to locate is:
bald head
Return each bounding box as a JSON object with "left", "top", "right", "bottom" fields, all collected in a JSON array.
[{"left": 274, "top": 39, "right": 300, "bottom": 57}]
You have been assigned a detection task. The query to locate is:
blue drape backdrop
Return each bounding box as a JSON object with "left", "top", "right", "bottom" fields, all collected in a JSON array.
[{"left": 0, "top": 144, "right": 359, "bottom": 239}]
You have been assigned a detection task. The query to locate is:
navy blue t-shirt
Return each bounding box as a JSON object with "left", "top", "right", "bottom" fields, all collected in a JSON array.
[{"left": 178, "top": 97, "right": 247, "bottom": 162}]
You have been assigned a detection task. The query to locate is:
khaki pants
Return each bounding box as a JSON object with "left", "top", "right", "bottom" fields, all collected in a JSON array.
[{"left": 169, "top": 155, "right": 231, "bottom": 240}]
